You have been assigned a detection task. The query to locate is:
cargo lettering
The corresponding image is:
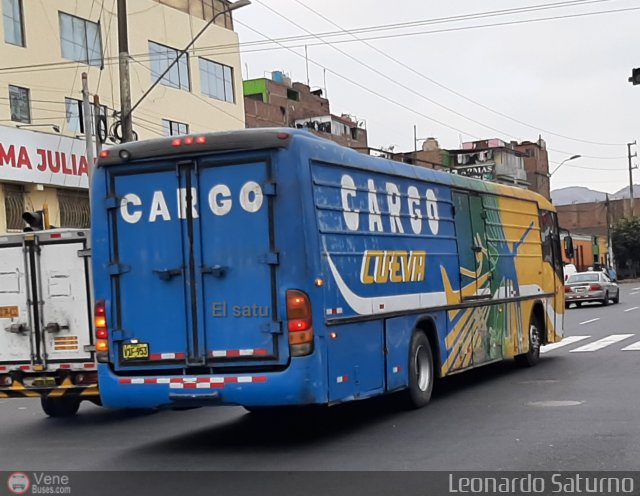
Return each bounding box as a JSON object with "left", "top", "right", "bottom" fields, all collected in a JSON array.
[
  {"left": 360, "top": 250, "right": 426, "bottom": 284},
  {"left": 340, "top": 174, "right": 439, "bottom": 235},
  {"left": 119, "top": 181, "right": 263, "bottom": 224}
]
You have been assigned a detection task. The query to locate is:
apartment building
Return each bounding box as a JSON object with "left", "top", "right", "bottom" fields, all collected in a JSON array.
[
  {"left": 0, "top": 0, "right": 246, "bottom": 233},
  {"left": 244, "top": 71, "right": 368, "bottom": 149}
]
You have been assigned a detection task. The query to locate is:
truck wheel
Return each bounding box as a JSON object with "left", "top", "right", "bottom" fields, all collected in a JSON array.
[
  {"left": 41, "top": 397, "right": 81, "bottom": 417},
  {"left": 515, "top": 314, "right": 543, "bottom": 367},
  {"left": 403, "top": 331, "right": 434, "bottom": 409}
]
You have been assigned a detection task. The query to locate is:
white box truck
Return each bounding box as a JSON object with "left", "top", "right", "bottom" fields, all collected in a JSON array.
[{"left": 0, "top": 229, "right": 99, "bottom": 416}]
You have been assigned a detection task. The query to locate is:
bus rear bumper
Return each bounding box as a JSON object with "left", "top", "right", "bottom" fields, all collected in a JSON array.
[{"left": 98, "top": 359, "right": 325, "bottom": 409}]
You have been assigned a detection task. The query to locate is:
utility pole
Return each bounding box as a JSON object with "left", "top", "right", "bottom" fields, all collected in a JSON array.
[
  {"left": 117, "top": 0, "right": 133, "bottom": 143},
  {"left": 628, "top": 141, "right": 637, "bottom": 215},
  {"left": 93, "top": 94, "right": 103, "bottom": 155},
  {"left": 81, "top": 73, "right": 95, "bottom": 191}
]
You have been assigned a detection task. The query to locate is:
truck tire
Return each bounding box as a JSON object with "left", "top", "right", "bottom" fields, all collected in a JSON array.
[
  {"left": 41, "top": 397, "right": 81, "bottom": 417},
  {"left": 515, "top": 314, "right": 543, "bottom": 367},
  {"left": 403, "top": 331, "right": 434, "bottom": 409}
]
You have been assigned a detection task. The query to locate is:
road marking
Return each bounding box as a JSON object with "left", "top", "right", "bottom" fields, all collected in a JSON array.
[
  {"left": 624, "top": 306, "right": 639, "bottom": 312},
  {"left": 633, "top": 287, "right": 640, "bottom": 291},
  {"left": 579, "top": 318, "right": 600, "bottom": 325},
  {"left": 621, "top": 341, "right": 640, "bottom": 351},
  {"left": 541, "top": 335, "right": 590, "bottom": 354},
  {"left": 630, "top": 292, "right": 639, "bottom": 296},
  {"left": 570, "top": 334, "right": 634, "bottom": 353}
]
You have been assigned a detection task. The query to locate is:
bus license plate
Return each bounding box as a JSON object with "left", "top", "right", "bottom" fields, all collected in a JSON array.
[{"left": 122, "top": 343, "right": 149, "bottom": 360}]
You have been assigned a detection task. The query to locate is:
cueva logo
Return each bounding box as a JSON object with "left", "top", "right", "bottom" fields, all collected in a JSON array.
[{"left": 7, "top": 472, "right": 30, "bottom": 495}]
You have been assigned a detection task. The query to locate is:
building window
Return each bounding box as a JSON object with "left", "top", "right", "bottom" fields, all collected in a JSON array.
[
  {"left": 9, "top": 85, "right": 30, "bottom": 123},
  {"left": 57, "top": 189, "right": 90, "bottom": 228},
  {"left": 162, "top": 119, "right": 189, "bottom": 136},
  {"left": 64, "top": 98, "right": 106, "bottom": 134},
  {"left": 149, "top": 41, "right": 190, "bottom": 91},
  {"left": 3, "top": 183, "right": 24, "bottom": 231},
  {"left": 199, "top": 58, "right": 234, "bottom": 103},
  {"left": 3, "top": 0, "right": 24, "bottom": 46},
  {"left": 59, "top": 12, "right": 102, "bottom": 67}
]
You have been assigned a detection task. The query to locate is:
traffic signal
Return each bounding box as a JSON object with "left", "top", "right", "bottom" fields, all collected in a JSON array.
[
  {"left": 629, "top": 68, "right": 640, "bottom": 85},
  {"left": 22, "top": 210, "right": 45, "bottom": 231}
]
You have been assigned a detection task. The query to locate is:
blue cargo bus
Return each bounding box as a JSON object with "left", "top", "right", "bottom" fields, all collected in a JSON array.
[{"left": 91, "top": 129, "right": 564, "bottom": 411}]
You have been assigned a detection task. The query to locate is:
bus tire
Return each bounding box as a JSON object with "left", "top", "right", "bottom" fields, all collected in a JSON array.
[
  {"left": 403, "top": 331, "right": 434, "bottom": 409},
  {"left": 515, "top": 314, "right": 543, "bottom": 367},
  {"left": 41, "top": 397, "right": 81, "bottom": 417}
]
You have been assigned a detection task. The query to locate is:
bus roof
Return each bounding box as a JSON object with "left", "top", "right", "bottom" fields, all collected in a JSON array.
[{"left": 98, "top": 128, "right": 555, "bottom": 212}]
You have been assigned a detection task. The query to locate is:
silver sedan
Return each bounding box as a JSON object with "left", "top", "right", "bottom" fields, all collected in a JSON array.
[{"left": 565, "top": 271, "right": 620, "bottom": 308}]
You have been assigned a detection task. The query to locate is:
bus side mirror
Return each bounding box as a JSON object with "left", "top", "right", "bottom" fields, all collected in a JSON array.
[{"left": 563, "top": 236, "right": 574, "bottom": 259}]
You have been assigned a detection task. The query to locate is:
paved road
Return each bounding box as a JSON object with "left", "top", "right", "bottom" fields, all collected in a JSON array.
[{"left": 2, "top": 283, "right": 640, "bottom": 471}]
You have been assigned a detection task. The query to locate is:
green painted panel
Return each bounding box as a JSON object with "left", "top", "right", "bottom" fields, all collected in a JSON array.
[{"left": 242, "top": 79, "right": 268, "bottom": 103}]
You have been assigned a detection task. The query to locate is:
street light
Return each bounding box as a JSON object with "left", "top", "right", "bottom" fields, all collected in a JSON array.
[
  {"left": 548, "top": 154, "right": 581, "bottom": 177},
  {"left": 16, "top": 124, "right": 60, "bottom": 133}
]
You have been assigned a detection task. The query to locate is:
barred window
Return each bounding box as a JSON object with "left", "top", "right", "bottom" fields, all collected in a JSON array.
[
  {"left": 3, "top": 183, "right": 24, "bottom": 231},
  {"left": 57, "top": 189, "right": 90, "bottom": 228}
]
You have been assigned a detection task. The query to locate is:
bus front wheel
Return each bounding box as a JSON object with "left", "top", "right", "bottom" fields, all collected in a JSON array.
[
  {"left": 404, "top": 331, "right": 434, "bottom": 409},
  {"left": 515, "top": 314, "right": 543, "bottom": 367}
]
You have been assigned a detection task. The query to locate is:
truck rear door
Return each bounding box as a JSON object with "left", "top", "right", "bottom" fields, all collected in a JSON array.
[
  {"left": 109, "top": 156, "right": 285, "bottom": 371},
  {"left": 37, "top": 234, "right": 93, "bottom": 364},
  {"left": 0, "top": 241, "right": 32, "bottom": 365}
]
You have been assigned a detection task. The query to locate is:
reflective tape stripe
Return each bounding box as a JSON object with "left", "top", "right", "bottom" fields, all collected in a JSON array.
[
  {"left": 210, "top": 349, "right": 268, "bottom": 358},
  {"left": 336, "top": 375, "right": 349, "bottom": 383},
  {"left": 118, "top": 376, "right": 267, "bottom": 386},
  {"left": 326, "top": 308, "right": 343, "bottom": 316},
  {"left": 149, "top": 352, "right": 186, "bottom": 361}
]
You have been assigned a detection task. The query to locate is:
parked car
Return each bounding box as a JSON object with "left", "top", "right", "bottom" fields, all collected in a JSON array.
[{"left": 565, "top": 271, "right": 620, "bottom": 308}]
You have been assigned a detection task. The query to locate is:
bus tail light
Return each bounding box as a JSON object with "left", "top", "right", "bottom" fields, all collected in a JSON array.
[
  {"left": 95, "top": 300, "right": 109, "bottom": 363},
  {"left": 286, "top": 290, "right": 313, "bottom": 357}
]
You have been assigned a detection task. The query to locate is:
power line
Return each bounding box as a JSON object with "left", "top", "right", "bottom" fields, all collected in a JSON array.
[
  {"left": 236, "top": 19, "right": 484, "bottom": 139},
  {"left": 0, "top": 1, "right": 633, "bottom": 75},
  {"left": 254, "top": 0, "right": 533, "bottom": 142},
  {"left": 291, "top": 0, "right": 626, "bottom": 147},
  {"left": 249, "top": 1, "right": 632, "bottom": 157}
]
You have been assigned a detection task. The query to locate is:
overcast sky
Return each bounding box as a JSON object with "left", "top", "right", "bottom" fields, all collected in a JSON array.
[{"left": 232, "top": 0, "right": 640, "bottom": 194}]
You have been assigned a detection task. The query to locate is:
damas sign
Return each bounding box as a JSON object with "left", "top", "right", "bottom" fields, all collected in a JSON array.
[{"left": 0, "top": 127, "right": 91, "bottom": 189}]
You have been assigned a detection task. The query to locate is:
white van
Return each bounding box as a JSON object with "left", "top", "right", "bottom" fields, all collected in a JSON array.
[{"left": 563, "top": 263, "right": 577, "bottom": 282}]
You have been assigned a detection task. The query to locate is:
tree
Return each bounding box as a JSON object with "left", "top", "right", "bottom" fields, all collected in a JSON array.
[{"left": 611, "top": 216, "right": 640, "bottom": 278}]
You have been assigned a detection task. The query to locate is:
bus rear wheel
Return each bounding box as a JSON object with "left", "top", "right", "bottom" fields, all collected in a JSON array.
[
  {"left": 515, "top": 314, "right": 543, "bottom": 367},
  {"left": 403, "top": 331, "right": 434, "bottom": 409}
]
